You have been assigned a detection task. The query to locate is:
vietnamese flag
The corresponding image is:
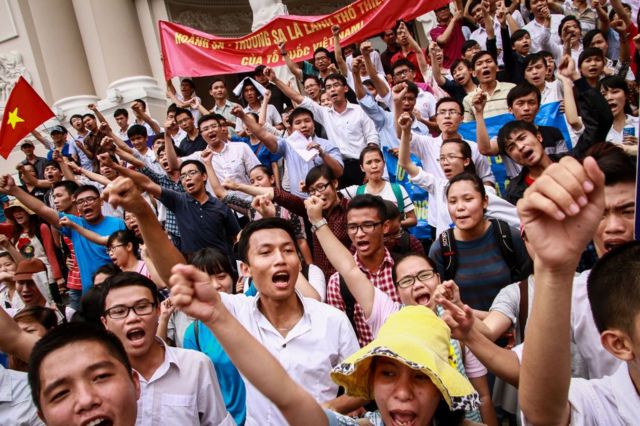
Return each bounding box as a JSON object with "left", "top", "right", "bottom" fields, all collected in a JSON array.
[{"left": 0, "top": 77, "right": 55, "bottom": 158}]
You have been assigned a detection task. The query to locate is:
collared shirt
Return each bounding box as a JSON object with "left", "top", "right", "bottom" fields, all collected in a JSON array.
[
  {"left": 140, "top": 167, "right": 183, "bottom": 238},
  {"left": 69, "top": 134, "right": 93, "bottom": 170},
  {"left": 135, "top": 340, "right": 234, "bottom": 426},
  {"left": 19, "top": 156, "right": 47, "bottom": 179},
  {"left": 563, "top": 1, "right": 597, "bottom": 34},
  {"left": 523, "top": 15, "right": 564, "bottom": 55},
  {"left": 212, "top": 100, "right": 241, "bottom": 126},
  {"left": 178, "top": 134, "right": 207, "bottom": 157},
  {"left": 463, "top": 81, "right": 515, "bottom": 122},
  {"left": 299, "top": 97, "right": 379, "bottom": 160},
  {"left": 184, "top": 141, "right": 261, "bottom": 201},
  {"left": 236, "top": 104, "right": 282, "bottom": 133},
  {"left": 470, "top": 22, "right": 503, "bottom": 63},
  {"left": 275, "top": 135, "right": 343, "bottom": 198},
  {"left": 326, "top": 249, "right": 398, "bottom": 347},
  {"left": 159, "top": 189, "right": 240, "bottom": 254},
  {"left": 0, "top": 367, "right": 43, "bottom": 425},
  {"left": 220, "top": 291, "right": 359, "bottom": 426},
  {"left": 133, "top": 149, "right": 164, "bottom": 176}
]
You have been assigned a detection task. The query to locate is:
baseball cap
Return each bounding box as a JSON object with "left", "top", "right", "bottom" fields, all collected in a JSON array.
[
  {"left": 20, "top": 140, "right": 35, "bottom": 148},
  {"left": 49, "top": 125, "right": 68, "bottom": 135}
]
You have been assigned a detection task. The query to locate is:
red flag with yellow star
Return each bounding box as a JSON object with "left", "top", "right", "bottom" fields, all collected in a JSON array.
[{"left": 0, "top": 76, "right": 55, "bottom": 158}]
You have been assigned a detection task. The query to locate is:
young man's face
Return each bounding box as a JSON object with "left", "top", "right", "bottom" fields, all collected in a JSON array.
[
  {"left": 472, "top": 54, "right": 497, "bottom": 84},
  {"left": 320, "top": 92, "right": 333, "bottom": 108},
  {"left": 513, "top": 34, "right": 531, "bottom": 56},
  {"left": 435, "top": 6, "right": 452, "bottom": 24},
  {"left": 399, "top": 92, "right": 417, "bottom": 113},
  {"left": 180, "top": 81, "right": 194, "bottom": 98},
  {"left": 101, "top": 285, "right": 159, "bottom": 360},
  {"left": 524, "top": 58, "right": 547, "bottom": 88},
  {"left": 560, "top": 19, "right": 580, "bottom": 44},
  {"left": 199, "top": 119, "right": 223, "bottom": 146},
  {"left": 179, "top": 163, "right": 206, "bottom": 196},
  {"left": 392, "top": 65, "right": 415, "bottom": 85},
  {"left": 243, "top": 85, "right": 258, "bottom": 104},
  {"left": 83, "top": 117, "right": 97, "bottom": 133},
  {"left": 115, "top": 114, "right": 129, "bottom": 130},
  {"left": 436, "top": 101, "right": 463, "bottom": 134},
  {"left": 51, "top": 132, "right": 66, "bottom": 145},
  {"left": 543, "top": 55, "right": 556, "bottom": 81},
  {"left": 346, "top": 207, "right": 388, "bottom": 259},
  {"left": 175, "top": 112, "right": 195, "bottom": 133},
  {"left": 16, "top": 280, "right": 46, "bottom": 307},
  {"left": 471, "top": 5, "right": 485, "bottom": 26},
  {"left": 70, "top": 117, "right": 84, "bottom": 132},
  {"left": 44, "top": 166, "right": 62, "bottom": 184},
  {"left": 381, "top": 29, "right": 396, "bottom": 47},
  {"left": 509, "top": 92, "right": 540, "bottom": 122},
  {"left": 504, "top": 129, "right": 545, "bottom": 167},
  {"left": 100, "top": 164, "right": 118, "bottom": 181},
  {"left": 290, "top": 113, "right": 315, "bottom": 138},
  {"left": 209, "top": 81, "right": 227, "bottom": 100},
  {"left": 594, "top": 182, "right": 635, "bottom": 257},
  {"left": 314, "top": 51, "right": 331, "bottom": 72},
  {"left": 463, "top": 45, "right": 480, "bottom": 62},
  {"left": 37, "top": 340, "right": 140, "bottom": 426},
  {"left": 245, "top": 228, "right": 300, "bottom": 301},
  {"left": 530, "top": 0, "right": 549, "bottom": 18},
  {"left": 130, "top": 135, "right": 147, "bottom": 152},
  {"left": 21, "top": 145, "right": 35, "bottom": 156},
  {"left": 601, "top": 85, "right": 627, "bottom": 117},
  {"left": 74, "top": 190, "right": 103, "bottom": 223},
  {"left": 52, "top": 187, "right": 74, "bottom": 212},
  {"left": 324, "top": 78, "right": 348, "bottom": 104},
  {"left": 580, "top": 55, "right": 604, "bottom": 80}
]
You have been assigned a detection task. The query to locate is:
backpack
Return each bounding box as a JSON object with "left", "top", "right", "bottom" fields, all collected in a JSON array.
[
  {"left": 339, "top": 275, "right": 359, "bottom": 334},
  {"left": 356, "top": 183, "right": 404, "bottom": 213},
  {"left": 439, "top": 218, "right": 530, "bottom": 282}
]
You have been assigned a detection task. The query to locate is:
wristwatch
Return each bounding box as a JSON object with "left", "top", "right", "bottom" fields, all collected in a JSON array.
[{"left": 311, "top": 218, "right": 328, "bottom": 233}]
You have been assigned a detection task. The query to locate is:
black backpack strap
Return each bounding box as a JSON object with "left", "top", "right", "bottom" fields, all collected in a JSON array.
[
  {"left": 194, "top": 320, "right": 201, "bottom": 351},
  {"left": 439, "top": 228, "right": 458, "bottom": 281},
  {"left": 339, "top": 275, "right": 359, "bottom": 333},
  {"left": 490, "top": 218, "right": 521, "bottom": 281},
  {"left": 518, "top": 279, "right": 528, "bottom": 341},
  {"left": 398, "top": 231, "right": 411, "bottom": 254}
]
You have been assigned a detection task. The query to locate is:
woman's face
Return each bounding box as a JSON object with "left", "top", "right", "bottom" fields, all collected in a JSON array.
[
  {"left": 439, "top": 143, "right": 469, "bottom": 179},
  {"left": 601, "top": 86, "right": 627, "bottom": 118},
  {"left": 373, "top": 358, "right": 442, "bottom": 426},
  {"left": 210, "top": 271, "right": 233, "bottom": 293},
  {"left": 394, "top": 255, "right": 440, "bottom": 309},
  {"left": 447, "top": 180, "right": 488, "bottom": 231},
  {"left": 124, "top": 213, "right": 141, "bottom": 238},
  {"left": 361, "top": 151, "right": 384, "bottom": 181},
  {"left": 108, "top": 240, "right": 132, "bottom": 268},
  {"left": 17, "top": 320, "right": 48, "bottom": 338},
  {"left": 249, "top": 168, "right": 274, "bottom": 188},
  {"left": 589, "top": 33, "right": 608, "bottom": 57},
  {"left": 12, "top": 209, "right": 29, "bottom": 226}
]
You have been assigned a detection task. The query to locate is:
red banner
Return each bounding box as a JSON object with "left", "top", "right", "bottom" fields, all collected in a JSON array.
[{"left": 159, "top": 0, "right": 449, "bottom": 78}]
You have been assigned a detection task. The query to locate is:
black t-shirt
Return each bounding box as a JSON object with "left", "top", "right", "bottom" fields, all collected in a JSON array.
[{"left": 178, "top": 134, "right": 207, "bottom": 157}]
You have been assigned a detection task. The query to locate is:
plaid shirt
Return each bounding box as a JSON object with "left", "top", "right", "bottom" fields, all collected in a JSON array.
[
  {"left": 273, "top": 188, "right": 351, "bottom": 277},
  {"left": 326, "top": 249, "right": 399, "bottom": 347},
  {"left": 63, "top": 236, "right": 82, "bottom": 290},
  {"left": 140, "top": 167, "right": 183, "bottom": 238}
]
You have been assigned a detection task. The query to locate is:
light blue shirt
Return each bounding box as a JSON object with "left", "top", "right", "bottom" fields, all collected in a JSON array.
[{"left": 276, "top": 135, "right": 343, "bottom": 198}]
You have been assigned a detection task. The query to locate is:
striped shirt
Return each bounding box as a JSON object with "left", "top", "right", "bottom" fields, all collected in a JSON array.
[{"left": 462, "top": 81, "right": 515, "bottom": 122}]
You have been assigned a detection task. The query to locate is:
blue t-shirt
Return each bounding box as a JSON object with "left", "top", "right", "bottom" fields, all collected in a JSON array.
[
  {"left": 235, "top": 136, "right": 282, "bottom": 168},
  {"left": 58, "top": 213, "right": 126, "bottom": 292},
  {"left": 183, "top": 321, "right": 246, "bottom": 426},
  {"left": 0, "top": 194, "right": 9, "bottom": 222},
  {"left": 46, "top": 144, "right": 71, "bottom": 160}
]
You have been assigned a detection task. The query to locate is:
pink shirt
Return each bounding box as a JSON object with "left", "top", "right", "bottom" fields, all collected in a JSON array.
[{"left": 367, "top": 287, "right": 487, "bottom": 378}]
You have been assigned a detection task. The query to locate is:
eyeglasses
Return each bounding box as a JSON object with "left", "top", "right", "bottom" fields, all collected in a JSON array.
[
  {"left": 393, "top": 69, "right": 411, "bottom": 77},
  {"left": 180, "top": 170, "right": 200, "bottom": 180},
  {"left": 437, "top": 109, "right": 462, "bottom": 117},
  {"left": 106, "top": 243, "right": 126, "bottom": 254},
  {"left": 75, "top": 196, "right": 98, "bottom": 206},
  {"left": 200, "top": 125, "right": 219, "bottom": 133},
  {"left": 315, "top": 56, "right": 329, "bottom": 62},
  {"left": 307, "top": 182, "right": 330, "bottom": 195},
  {"left": 397, "top": 270, "right": 436, "bottom": 288},
  {"left": 438, "top": 154, "right": 465, "bottom": 163},
  {"left": 347, "top": 221, "right": 382, "bottom": 234},
  {"left": 103, "top": 301, "right": 156, "bottom": 319}
]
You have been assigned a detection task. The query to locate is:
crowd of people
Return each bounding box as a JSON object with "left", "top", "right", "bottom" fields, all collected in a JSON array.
[{"left": 0, "top": 0, "right": 639, "bottom": 424}]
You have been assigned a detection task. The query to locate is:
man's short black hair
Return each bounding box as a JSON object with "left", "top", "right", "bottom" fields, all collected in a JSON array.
[
  {"left": 450, "top": 59, "right": 471, "bottom": 72},
  {"left": 100, "top": 271, "right": 160, "bottom": 312},
  {"left": 586, "top": 143, "right": 636, "bottom": 186},
  {"left": 323, "top": 73, "right": 348, "bottom": 88},
  {"left": 313, "top": 47, "right": 331, "bottom": 58},
  {"left": 390, "top": 58, "right": 415, "bottom": 75},
  {"left": 523, "top": 52, "right": 547, "bottom": 71},
  {"left": 471, "top": 50, "right": 496, "bottom": 69},
  {"left": 511, "top": 29, "right": 530, "bottom": 45},
  {"left": 588, "top": 242, "right": 640, "bottom": 335},
  {"left": 209, "top": 77, "right": 226, "bottom": 90},
  {"left": 175, "top": 108, "right": 193, "bottom": 120},
  {"left": 181, "top": 78, "right": 195, "bottom": 88},
  {"left": 578, "top": 47, "right": 604, "bottom": 68},
  {"left": 133, "top": 99, "right": 147, "bottom": 110},
  {"left": 81, "top": 113, "right": 96, "bottom": 121},
  {"left": 347, "top": 194, "right": 387, "bottom": 222},
  {"left": 237, "top": 217, "right": 297, "bottom": 264},
  {"left": 127, "top": 124, "right": 148, "bottom": 140},
  {"left": 166, "top": 103, "right": 178, "bottom": 115},
  {"left": 497, "top": 120, "right": 540, "bottom": 156},
  {"left": 461, "top": 40, "right": 480, "bottom": 55},
  {"left": 289, "top": 107, "right": 314, "bottom": 123},
  {"left": 558, "top": 15, "right": 581, "bottom": 37},
  {"left": 69, "top": 114, "right": 83, "bottom": 125},
  {"left": 179, "top": 159, "right": 207, "bottom": 175},
  {"left": 52, "top": 180, "right": 79, "bottom": 196},
  {"left": 44, "top": 160, "right": 61, "bottom": 172},
  {"left": 435, "top": 97, "right": 464, "bottom": 114},
  {"left": 507, "top": 82, "right": 541, "bottom": 108},
  {"left": 28, "top": 322, "right": 132, "bottom": 411},
  {"left": 253, "top": 65, "right": 267, "bottom": 77},
  {"left": 114, "top": 108, "right": 128, "bottom": 119},
  {"left": 73, "top": 184, "right": 100, "bottom": 199},
  {"left": 404, "top": 81, "right": 419, "bottom": 97},
  {"left": 197, "top": 113, "right": 221, "bottom": 130},
  {"left": 302, "top": 74, "right": 322, "bottom": 86}
]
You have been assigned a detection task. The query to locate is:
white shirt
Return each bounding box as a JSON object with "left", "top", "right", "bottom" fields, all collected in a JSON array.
[
  {"left": 410, "top": 133, "right": 495, "bottom": 227},
  {"left": 133, "top": 149, "right": 165, "bottom": 176},
  {"left": 524, "top": 15, "right": 564, "bottom": 54},
  {"left": 409, "top": 168, "right": 519, "bottom": 238},
  {"left": 470, "top": 21, "right": 503, "bottom": 64},
  {"left": 221, "top": 291, "right": 359, "bottom": 426},
  {"left": 570, "top": 270, "right": 622, "bottom": 379},
  {"left": 606, "top": 115, "right": 639, "bottom": 145},
  {"left": 135, "top": 340, "right": 234, "bottom": 426},
  {"left": 184, "top": 141, "right": 261, "bottom": 201},
  {"left": 170, "top": 128, "right": 188, "bottom": 145},
  {"left": 236, "top": 104, "right": 282, "bottom": 133},
  {"left": 0, "top": 366, "right": 43, "bottom": 425},
  {"left": 299, "top": 97, "right": 379, "bottom": 160}
]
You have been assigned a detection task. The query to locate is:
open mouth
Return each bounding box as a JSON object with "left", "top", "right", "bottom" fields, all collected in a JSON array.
[
  {"left": 522, "top": 148, "right": 534, "bottom": 161},
  {"left": 355, "top": 240, "right": 371, "bottom": 252},
  {"left": 414, "top": 290, "right": 431, "bottom": 306},
  {"left": 454, "top": 75, "right": 465, "bottom": 84},
  {"left": 604, "top": 239, "right": 627, "bottom": 252},
  {"left": 184, "top": 182, "right": 196, "bottom": 192},
  {"left": 481, "top": 69, "right": 491, "bottom": 78},
  {"left": 272, "top": 271, "right": 290, "bottom": 288},
  {"left": 330, "top": 93, "right": 339, "bottom": 101},
  {"left": 390, "top": 410, "right": 417, "bottom": 426},
  {"left": 82, "top": 208, "right": 94, "bottom": 217},
  {"left": 83, "top": 416, "right": 114, "bottom": 426},
  {"left": 126, "top": 327, "right": 146, "bottom": 342}
]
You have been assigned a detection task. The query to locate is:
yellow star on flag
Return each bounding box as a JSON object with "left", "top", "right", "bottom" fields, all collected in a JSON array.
[{"left": 7, "top": 107, "right": 24, "bottom": 129}]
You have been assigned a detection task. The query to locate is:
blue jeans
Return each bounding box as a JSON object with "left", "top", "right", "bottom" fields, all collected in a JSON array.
[{"left": 67, "top": 288, "right": 82, "bottom": 312}]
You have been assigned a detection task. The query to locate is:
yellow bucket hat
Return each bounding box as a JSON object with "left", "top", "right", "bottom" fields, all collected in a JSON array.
[
  {"left": 331, "top": 305, "right": 480, "bottom": 412},
  {"left": 4, "top": 199, "right": 35, "bottom": 218}
]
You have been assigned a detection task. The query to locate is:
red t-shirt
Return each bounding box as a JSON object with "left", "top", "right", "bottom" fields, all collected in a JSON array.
[
  {"left": 430, "top": 21, "right": 465, "bottom": 69},
  {"left": 629, "top": 23, "right": 638, "bottom": 75},
  {"left": 524, "top": 174, "right": 536, "bottom": 187}
]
